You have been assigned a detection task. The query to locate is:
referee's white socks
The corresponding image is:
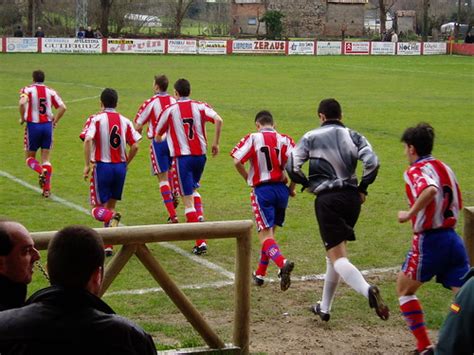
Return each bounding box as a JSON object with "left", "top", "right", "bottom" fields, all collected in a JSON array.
[{"left": 333, "top": 257, "right": 371, "bottom": 298}]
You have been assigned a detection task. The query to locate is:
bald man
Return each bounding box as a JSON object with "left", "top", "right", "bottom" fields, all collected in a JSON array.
[{"left": 0, "top": 219, "right": 40, "bottom": 311}]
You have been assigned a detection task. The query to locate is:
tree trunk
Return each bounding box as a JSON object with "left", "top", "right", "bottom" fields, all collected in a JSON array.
[
  {"left": 100, "top": 0, "right": 113, "bottom": 37},
  {"left": 422, "top": 0, "right": 430, "bottom": 41},
  {"left": 379, "top": 0, "right": 386, "bottom": 35},
  {"left": 173, "top": 0, "right": 195, "bottom": 37}
]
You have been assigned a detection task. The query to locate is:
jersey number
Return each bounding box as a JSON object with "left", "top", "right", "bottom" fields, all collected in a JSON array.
[
  {"left": 442, "top": 186, "right": 454, "bottom": 219},
  {"left": 260, "top": 146, "right": 280, "bottom": 171},
  {"left": 38, "top": 98, "right": 47, "bottom": 115},
  {"left": 110, "top": 125, "right": 121, "bottom": 149},
  {"left": 183, "top": 118, "right": 194, "bottom": 139}
]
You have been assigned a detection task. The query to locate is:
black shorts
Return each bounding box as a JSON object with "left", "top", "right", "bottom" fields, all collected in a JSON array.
[{"left": 315, "top": 188, "right": 361, "bottom": 251}]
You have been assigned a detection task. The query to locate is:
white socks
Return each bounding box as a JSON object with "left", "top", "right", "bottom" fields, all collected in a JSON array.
[
  {"left": 333, "top": 257, "right": 370, "bottom": 298},
  {"left": 320, "top": 257, "right": 340, "bottom": 313}
]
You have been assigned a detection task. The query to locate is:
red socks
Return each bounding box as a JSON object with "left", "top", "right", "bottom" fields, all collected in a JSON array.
[
  {"left": 193, "top": 192, "right": 204, "bottom": 221},
  {"left": 159, "top": 182, "right": 177, "bottom": 219},
  {"left": 185, "top": 208, "right": 206, "bottom": 247},
  {"left": 26, "top": 157, "right": 42, "bottom": 174},
  {"left": 42, "top": 164, "right": 52, "bottom": 191},
  {"left": 255, "top": 249, "right": 269, "bottom": 277},
  {"left": 400, "top": 296, "right": 431, "bottom": 352},
  {"left": 262, "top": 238, "right": 285, "bottom": 269},
  {"left": 92, "top": 206, "right": 114, "bottom": 223}
]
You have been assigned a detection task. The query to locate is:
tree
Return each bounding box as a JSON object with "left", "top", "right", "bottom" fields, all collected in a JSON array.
[
  {"left": 261, "top": 10, "right": 284, "bottom": 40},
  {"left": 377, "top": 0, "right": 396, "bottom": 34},
  {"left": 422, "top": 0, "right": 430, "bottom": 41},
  {"left": 166, "top": 0, "right": 195, "bottom": 37},
  {"left": 100, "top": 0, "right": 113, "bottom": 37}
]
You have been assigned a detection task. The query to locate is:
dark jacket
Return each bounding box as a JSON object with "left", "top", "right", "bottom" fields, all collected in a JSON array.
[
  {"left": 0, "top": 274, "right": 27, "bottom": 311},
  {"left": 0, "top": 286, "right": 156, "bottom": 355}
]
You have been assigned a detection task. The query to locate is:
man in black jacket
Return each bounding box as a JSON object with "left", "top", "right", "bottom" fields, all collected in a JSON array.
[
  {"left": 0, "top": 219, "right": 40, "bottom": 311},
  {"left": 0, "top": 225, "right": 156, "bottom": 355}
]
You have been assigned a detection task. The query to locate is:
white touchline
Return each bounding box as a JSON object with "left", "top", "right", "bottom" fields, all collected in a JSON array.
[
  {"left": 0, "top": 95, "right": 101, "bottom": 110},
  {"left": 0, "top": 169, "right": 234, "bottom": 280}
]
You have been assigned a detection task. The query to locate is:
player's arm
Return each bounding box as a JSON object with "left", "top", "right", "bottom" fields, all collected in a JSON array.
[
  {"left": 398, "top": 185, "right": 437, "bottom": 223},
  {"left": 127, "top": 142, "right": 139, "bottom": 166},
  {"left": 233, "top": 158, "right": 248, "bottom": 182},
  {"left": 285, "top": 136, "right": 310, "bottom": 189},
  {"left": 83, "top": 137, "right": 93, "bottom": 180},
  {"left": 134, "top": 122, "right": 144, "bottom": 134},
  {"left": 211, "top": 114, "right": 223, "bottom": 157},
  {"left": 53, "top": 104, "right": 67, "bottom": 127},
  {"left": 18, "top": 93, "right": 28, "bottom": 124}
]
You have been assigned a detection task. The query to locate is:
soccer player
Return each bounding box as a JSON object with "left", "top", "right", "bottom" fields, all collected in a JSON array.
[
  {"left": 19, "top": 70, "right": 67, "bottom": 197},
  {"left": 134, "top": 75, "right": 179, "bottom": 223},
  {"left": 83, "top": 88, "right": 141, "bottom": 256},
  {"left": 396, "top": 123, "right": 469, "bottom": 355},
  {"left": 286, "top": 98, "right": 389, "bottom": 321},
  {"left": 155, "top": 78, "right": 223, "bottom": 255},
  {"left": 231, "top": 110, "right": 296, "bottom": 291}
]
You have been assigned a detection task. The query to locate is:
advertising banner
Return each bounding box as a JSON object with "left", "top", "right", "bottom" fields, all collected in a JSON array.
[
  {"left": 288, "top": 41, "right": 314, "bottom": 55},
  {"left": 6, "top": 37, "right": 38, "bottom": 52},
  {"left": 371, "top": 42, "right": 396, "bottom": 55},
  {"left": 167, "top": 39, "right": 197, "bottom": 54},
  {"left": 397, "top": 42, "right": 421, "bottom": 55},
  {"left": 344, "top": 41, "right": 370, "bottom": 55},
  {"left": 232, "top": 40, "right": 286, "bottom": 54},
  {"left": 42, "top": 38, "right": 102, "bottom": 53},
  {"left": 198, "top": 40, "right": 227, "bottom": 55},
  {"left": 107, "top": 38, "right": 165, "bottom": 54},
  {"left": 316, "top": 41, "right": 342, "bottom": 55},
  {"left": 423, "top": 42, "right": 447, "bottom": 55}
]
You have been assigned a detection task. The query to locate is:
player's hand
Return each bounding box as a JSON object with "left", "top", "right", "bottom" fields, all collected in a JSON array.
[
  {"left": 289, "top": 187, "right": 296, "bottom": 197},
  {"left": 211, "top": 144, "right": 219, "bottom": 157},
  {"left": 398, "top": 211, "right": 411, "bottom": 223},
  {"left": 83, "top": 165, "right": 91, "bottom": 181},
  {"left": 359, "top": 192, "right": 366, "bottom": 204}
]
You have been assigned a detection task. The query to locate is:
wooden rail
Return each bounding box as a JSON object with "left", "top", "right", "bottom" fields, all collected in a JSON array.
[
  {"left": 31, "top": 220, "right": 253, "bottom": 354},
  {"left": 464, "top": 207, "right": 474, "bottom": 265}
]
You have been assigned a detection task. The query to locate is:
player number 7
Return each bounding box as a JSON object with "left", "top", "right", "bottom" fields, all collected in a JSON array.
[{"left": 183, "top": 118, "right": 194, "bottom": 139}]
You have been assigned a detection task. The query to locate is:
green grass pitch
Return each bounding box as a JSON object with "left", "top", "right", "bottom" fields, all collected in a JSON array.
[{"left": 0, "top": 53, "right": 472, "bottom": 349}]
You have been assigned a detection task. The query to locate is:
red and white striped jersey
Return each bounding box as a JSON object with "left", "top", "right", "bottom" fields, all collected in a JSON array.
[
  {"left": 231, "top": 128, "right": 295, "bottom": 187},
  {"left": 19, "top": 84, "right": 64, "bottom": 123},
  {"left": 79, "top": 112, "right": 98, "bottom": 141},
  {"left": 155, "top": 99, "right": 218, "bottom": 157},
  {"left": 404, "top": 156, "right": 462, "bottom": 233},
  {"left": 134, "top": 93, "right": 176, "bottom": 139},
  {"left": 84, "top": 110, "right": 142, "bottom": 163}
]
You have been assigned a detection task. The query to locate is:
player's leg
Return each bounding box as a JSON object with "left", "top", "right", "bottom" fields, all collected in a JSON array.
[
  {"left": 193, "top": 190, "right": 204, "bottom": 222},
  {"left": 312, "top": 256, "right": 340, "bottom": 321},
  {"left": 151, "top": 141, "right": 177, "bottom": 222},
  {"left": 24, "top": 123, "right": 45, "bottom": 190},
  {"left": 90, "top": 163, "right": 116, "bottom": 225},
  {"left": 39, "top": 148, "right": 52, "bottom": 197}
]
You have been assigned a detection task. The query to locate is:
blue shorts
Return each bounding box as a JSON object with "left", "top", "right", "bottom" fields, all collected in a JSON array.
[
  {"left": 150, "top": 140, "right": 171, "bottom": 175},
  {"left": 25, "top": 122, "right": 53, "bottom": 151},
  {"left": 175, "top": 155, "right": 206, "bottom": 196},
  {"left": 251, "top": 182, "right": 289, "bottom": 231},
  {"left": 91, "top": 162, "right": 127, "bottom": 205},
  {"left": 402, "top": 228, "right": 470, "bottom": 289}
]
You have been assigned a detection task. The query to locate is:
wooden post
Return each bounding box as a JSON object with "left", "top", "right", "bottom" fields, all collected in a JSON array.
[
  {"left": 233, "top": 229, "right": 252, "bottom": 354},
  {"left": 135, "top": 244, "right": 226, "bottom": 349},
  {"left": 99, "top": 244, "right": 137, "bottom": 297},
  {"left": 464, "top": 207, "right": 474, "bottom": 265}
]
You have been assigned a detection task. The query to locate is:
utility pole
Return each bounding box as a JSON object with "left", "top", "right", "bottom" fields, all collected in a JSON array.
[{"left": 76, "top": 0, "right": 88, "bottom": 36}]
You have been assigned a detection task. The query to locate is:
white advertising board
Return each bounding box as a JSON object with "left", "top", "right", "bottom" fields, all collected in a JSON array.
[
  {"left": 344, "top": 41, "right": 370, "bottom": 55},
  {"left": 232, "top": 40, "right": 286, "bottom": 54},
  {"left": 0, "top": 39, "right": 2, "bottom": 52},
  {"left": 316, "top": 41, "right": 342, "bottom": 56},
  {"left": 288, "top": 41, "right": 314, "bottom": 55},
  {"left": 397, "top": 42, "right": 421, "bottom": 55},
  {"left": 6, "top": 37, "right": 37, "bottom": 52},
  {"left": 371, "top": 42, "right": 396, "bottom": 55},
  {"left": 167, "top": 39, "right": 197, "bottom": 54},
  {"left": 423, "top": 42, "right": 447, "bottom": 55},
  {"left": 42, "top": 38, "right": 102, "bottom": 53},
  {"left": 198, "top": 40, "right": 227, "bottom": 55},
  {"left": 107, "top": 38, "right": 165, "bottom": 54}
]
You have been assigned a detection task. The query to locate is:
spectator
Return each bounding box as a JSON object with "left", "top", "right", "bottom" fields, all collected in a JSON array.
[
  {"left": 0, "top": 219, "right": 40, "bottom": 311},
  {"left": 77, "top": 26, "right": 85, "bottom": 39},
  {"left": 465, "top": 30, "right": 474, "bottom": 44},
  {"left": 13, "top": 26, "right": 23, "bottom": 37},
  {"left": 436, "top": 268, "right": 474, "bottom": 355},
  {"left": 94, "top": 27, "right": 103, "bottom": 39},
  {"left": 391, "top": 30, "right": 399, "bottom": 43},
  {"left": 34, "top": 26, "right": 45, "bottom": 38},
  {"left": 84, "top": 25, "right": 95, "bottom": 38},
  {"left": 0, "top": 225, "right": 156, "bottom": 354}
]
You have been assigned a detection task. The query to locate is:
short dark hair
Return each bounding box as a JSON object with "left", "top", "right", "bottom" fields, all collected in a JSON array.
[
  {"left": 32, "top": 70, "right": 45, "bottom": 83},
  {"left": 318, "top": 98, "right": 342, "bottom": 120},
  {"left": 47, "top": 225, "right": 104, "bottom": 289},
  {"left": 174, "top": 78, "right": 191, "bottom": 97},
  {"left": 100, "top": 88, "right": 118, "bottom": 108},
  {"left": 401, "top": 123, "right": 435, "bottom": 156},
  {"left": 255, "top": 110, "right": 274, "bottom": 126},
  {"left": 0, "top": 220, "right": 13, "bottom": 256},
  {"left": 155, "top": 75, "right": 169, "bottom": 91}
]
